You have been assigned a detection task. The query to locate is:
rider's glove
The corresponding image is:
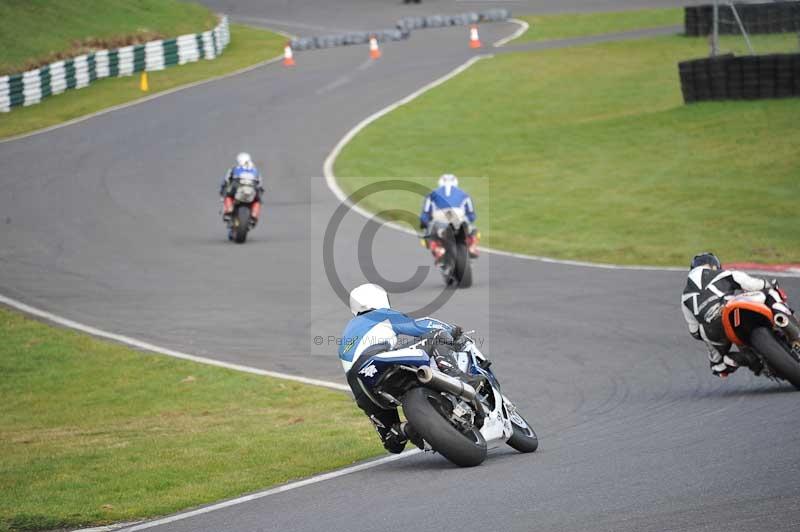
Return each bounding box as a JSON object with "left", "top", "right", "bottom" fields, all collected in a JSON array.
[
  {"left": 420, "top": 329, "right": 455, "bottom": 354},
  {"left": 450, "top": 326, "right": 469, "bottom": 350},
  {"left": 434, "top": 329, "right": 455, "bottom": 347}
]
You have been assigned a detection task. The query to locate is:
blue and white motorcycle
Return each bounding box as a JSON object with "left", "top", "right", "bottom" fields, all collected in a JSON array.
[{"left": 354, "top": 334, "right": 538, "bottom": 467}]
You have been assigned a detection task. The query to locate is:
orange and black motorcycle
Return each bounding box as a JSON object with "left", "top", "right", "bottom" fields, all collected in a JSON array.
[{"left": 722, "top": 284, "right": 800, "bottom": 388}]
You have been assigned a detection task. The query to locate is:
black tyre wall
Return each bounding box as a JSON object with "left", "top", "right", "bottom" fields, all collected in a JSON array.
[
  {"left": 685, "top": 3, "right": 800, "bottom": 36},
  {"left": 678, "top": 53, "right": 800, "bottom": 103}
]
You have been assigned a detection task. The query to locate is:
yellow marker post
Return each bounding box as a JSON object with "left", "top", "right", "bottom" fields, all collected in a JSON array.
[{"left": 140, "top": 72, "right": 149, "bottom": 92}]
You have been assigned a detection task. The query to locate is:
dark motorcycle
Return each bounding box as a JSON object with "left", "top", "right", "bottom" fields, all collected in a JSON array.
[
  {"left": 722, "top": 284, "right": 800, "bottom": 388},
  {"left": 352, "top": 333, "right": 538, "bottom": 467},
  {"left": 223, "top": 176, "right": 261, "bottom": 244},
  {"left": 425, "top": 209, "right": 475, "bottom": 288}
]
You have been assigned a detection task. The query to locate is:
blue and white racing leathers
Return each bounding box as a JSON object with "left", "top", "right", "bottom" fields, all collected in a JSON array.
[
  {"left": 220, "top": 165, "right": 262, "bottom": 196},
  {"left": 419, "top": 185, "right": 476, "bottom": 232},
  {"left": 338, "top": 308, "right": 453, "bottom": 433},
  {"left": 339, "top": 308, "right": 451, "bottom": 373}
]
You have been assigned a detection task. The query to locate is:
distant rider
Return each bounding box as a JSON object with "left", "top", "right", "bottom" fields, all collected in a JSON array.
[
  {"left": 219, "top": 152, "right": 264, "bottom": 226},
  {"left": 339, "top": 283, "right": 484, "bottom": 454},
  {"left": 681, "top": 252, "right": 779, "bottom": 378},
  {"left": 420, "top": 174, "right": 480, "bottom": 259}
]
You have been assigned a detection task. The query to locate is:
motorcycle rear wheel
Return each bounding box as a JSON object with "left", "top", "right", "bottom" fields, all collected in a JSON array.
[
  {"left": 454, "top": 242, "right": 472, "bottom": 288},
  {"left": 234, "top": 205, "right": 250, "bottom": 244},
  {"left": 751, "top": 327, "right": 800, "bottom": 390},
  {"left": 403, "top": 387, "right": 487, "bottom": 467}
]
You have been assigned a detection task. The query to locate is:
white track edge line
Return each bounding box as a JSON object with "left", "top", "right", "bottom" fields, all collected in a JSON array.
[
  {"left": 0, "top": 23, "right": 295, "bottom": 145},
  {"left": 323, "top": 53, "right": 491, "bottom": 229},
  {"left": 114, "top": 450, "right": 421, "bottom": 531},
  {"left": 321, "top": 33, "right": 800, "bottom": 278},
  {"left": 0, "top": 293, "right": 349, "bottom": 391},
  {"left": 493, "top": 18, "right": 529, "bottom": 47},
  {"left": 74, "top": 521, "right": 143, "bottom": 532}
]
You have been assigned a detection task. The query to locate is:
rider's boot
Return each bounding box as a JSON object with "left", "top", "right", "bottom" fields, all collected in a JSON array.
[
  {"left": 711, "top": 355, "right": 739, "bottom": 378},
  {"left": 429, "top": 240, "right": 446, "bottom": 265},
  {"left": 370, "top": 415, "right": 407, "bottom": 454},
  {"left": 466, "top": 231, "right": 480, "bottom": 258},
  {"left": 399, "top": 422, "right": 425, "bottom": 450},
  {"left": 426, "top": 333, "right": 487, "bottom": 393}
]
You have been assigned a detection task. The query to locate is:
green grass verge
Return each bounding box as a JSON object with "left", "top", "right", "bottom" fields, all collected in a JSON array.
[
  {"left": 0, "top": 0, "right": 217, "bottom": 74},
  {"left": 0, "top": 307, "right": 380, "bottom": 532},
  {"left": 516, "top": 7, "right": 683, "bottom": 43},
  {"left": 0, "top": 24, "right": 285, "bottom": 140},
  {"left": 335, "top": 33, "right": 800, "bottom": 266}
]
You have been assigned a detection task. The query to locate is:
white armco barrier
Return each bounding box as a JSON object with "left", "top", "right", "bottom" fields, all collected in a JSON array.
[
  {"left": 145, "top": 41, "right": 166, "bottom": 71},
  {"left": 117, "top": 46, "right": 135, "bottom": 77},
  {"left": 2, "top": 16, "right": 230, "bottom": 112},
  {"left": 74, "top": 55, "right": 90, "bottom": 89},
  {"left": 22, "top": 70, "right": 42, "bottom": 106},
  {"left": 177, "top": 34, "right": 201, "bottom": 65},
  {"left": 0, "top": 76, "right": 10, "bottom": 112},
  {"left": 202, "top": 31, "right": 217, "bottom": 59},
  {"left": 95, "top": 50, "right": 110, "bottom": 79}
]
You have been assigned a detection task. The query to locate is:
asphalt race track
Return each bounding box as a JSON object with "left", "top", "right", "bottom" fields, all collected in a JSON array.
[{"left": 2, "top": 1, "right": 799, "bottom": 531}]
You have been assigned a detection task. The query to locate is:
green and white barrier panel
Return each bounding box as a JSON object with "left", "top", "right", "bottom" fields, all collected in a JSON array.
[{"left": 0, "top": 16, "right": 230, "bottom": 112}]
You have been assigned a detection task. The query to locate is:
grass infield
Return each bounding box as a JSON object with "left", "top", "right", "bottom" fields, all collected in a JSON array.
[
  {"left": 516, "top": 8, "right": 683, "bottom": 42},
  {"left": 0, "top": 0, "right": 218, "bottom": 74},
  {"left": 0, "top": 21, "right": 285, "bottom": 139},
  {"left": 335, "top": 20, "right": 800, "bottom": 266},
  {"left": 0, "top": 308, "right": 381, "bottom": 531}
]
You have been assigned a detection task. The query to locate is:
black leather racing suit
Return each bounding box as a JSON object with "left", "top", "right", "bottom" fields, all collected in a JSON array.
[{"left": 681, "top": 266, "right": 771, "bottom": 376}]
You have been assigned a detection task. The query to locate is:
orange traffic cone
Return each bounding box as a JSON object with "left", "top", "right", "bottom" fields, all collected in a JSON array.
[
  {"left": 283, "top": 42, "right": 296, "bottom": 67},
  {"left": 469, "top": 25, "right": 482, "bottom": 49},
  {"left": 369, "top": 35, "right": 382, "bottom": 59}
]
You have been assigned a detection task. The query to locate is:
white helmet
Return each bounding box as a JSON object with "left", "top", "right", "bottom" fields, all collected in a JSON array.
[
  {"left": 349, "top": 283, "right": 390, "bottom": 316},
  {"left": 438, "top": 173, "right": 458, "bottom": 189},
  {"left": 236, "top": 152, "right": 253, "bottom": 168}
]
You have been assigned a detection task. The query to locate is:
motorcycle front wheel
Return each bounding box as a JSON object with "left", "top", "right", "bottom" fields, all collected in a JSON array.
[
  {"left": 403, "top": 387, "right": 487, "bottom": 467},
  {"left": 505, "top": 407, "right": 538, "bottom": 453},
  {"left": 751, "top": 327, "right": 800, "bottom": 390}
]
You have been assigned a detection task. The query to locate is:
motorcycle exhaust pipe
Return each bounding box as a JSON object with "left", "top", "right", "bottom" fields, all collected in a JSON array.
[
  {"left": 416, "top": 366, "right": 476, "bottom": 402},
  {"left": 774, "top": 313, "right": 800, "bottom": 346}
]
